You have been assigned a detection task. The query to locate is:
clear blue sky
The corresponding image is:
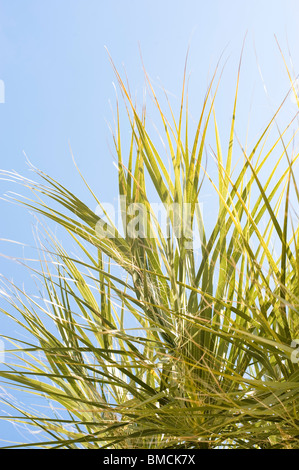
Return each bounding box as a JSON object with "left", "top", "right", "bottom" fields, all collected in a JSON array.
[{"left": 0, "top": 0, "right": 299, "bottom": 446}]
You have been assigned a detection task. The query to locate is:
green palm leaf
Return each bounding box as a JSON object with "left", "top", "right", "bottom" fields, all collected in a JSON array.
[{"left": 0, "top": 48, "right": 298, "bottom": 449}]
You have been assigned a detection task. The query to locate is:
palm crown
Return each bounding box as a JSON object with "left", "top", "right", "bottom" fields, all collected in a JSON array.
[{"left": 0, "top": 46, "right": 298, "bottom": 449}]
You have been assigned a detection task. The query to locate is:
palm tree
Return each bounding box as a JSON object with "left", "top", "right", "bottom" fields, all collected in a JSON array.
[{"left": 0, "top": 47, "right": 298, "bottom": 449}]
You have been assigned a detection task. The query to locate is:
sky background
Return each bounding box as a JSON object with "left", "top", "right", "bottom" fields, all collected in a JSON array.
[{"left": 0, "top": 0, "right": 299, "bottom": 446}]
